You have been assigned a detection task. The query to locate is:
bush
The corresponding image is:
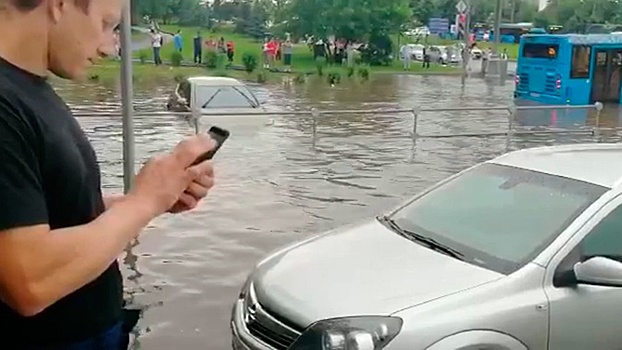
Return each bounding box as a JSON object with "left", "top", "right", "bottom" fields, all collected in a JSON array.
[
  {"left": 257, "top": 70, "right": 268, "bottom": 83},
  {"left": 204, "top": 51, "right": 218, "bottom": 68},
  {"left": 357, "top": 67, "right": 370, "bottom": 81},
  {"left": 138, "top": 50, "right": 148, "bottom": 64},
  {"left": 293, "top": 72, "right": 306, "bottom": 84},
  {"left": 347, "top": 66, "right": 355, "bottom": 78},
  {"left": 327, "top": 71, "right": 341, "bottom": 85},
  {"left": 242, "top": 53, "right": 259, "bottom": 73},
  {"left": 170, "top": 51, "right": 183, "bottom": 67},
  {"left": 216, "top": 53, "right": 226, "bottom": 69}
]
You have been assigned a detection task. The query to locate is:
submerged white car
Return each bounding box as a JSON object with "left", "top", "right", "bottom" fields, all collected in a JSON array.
[
  {"left": 166, "top": 76, "right": 269, "bottom": 129},
  {"left": 231, "top": 143, "right": 622, "bottom": 350}
]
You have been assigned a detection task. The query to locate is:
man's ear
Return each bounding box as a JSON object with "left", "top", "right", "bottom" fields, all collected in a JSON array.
[{"left": 46, "top": 0, "right": 65, "bottom": 24}]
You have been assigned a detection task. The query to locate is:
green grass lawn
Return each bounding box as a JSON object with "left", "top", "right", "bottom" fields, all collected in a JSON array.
[
  {"left": 134, "top": 24, "right": 462, "bottom": 75},
  {"left": 86, "top": 58, "right": 209, "bottom": 86}
]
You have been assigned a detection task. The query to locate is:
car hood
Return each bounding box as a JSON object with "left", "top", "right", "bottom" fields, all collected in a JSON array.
[{"left": 252, "top": 219, "right": 503, "bottom": 328}]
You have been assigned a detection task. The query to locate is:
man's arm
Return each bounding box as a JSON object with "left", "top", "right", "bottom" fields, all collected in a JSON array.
[
  {"left": 103, "top": 194, "right": 126, "bottom": 209},
  {"left": 0, "top": 196, "right": 157, "bottom": 316},
  {"left": 0, "top": 99, "right": 157, "bottom": 316}
]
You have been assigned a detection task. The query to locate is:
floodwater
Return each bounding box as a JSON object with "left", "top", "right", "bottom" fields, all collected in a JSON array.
[{"left": 54, "top": 73, "right": 622, "bottom": 349}]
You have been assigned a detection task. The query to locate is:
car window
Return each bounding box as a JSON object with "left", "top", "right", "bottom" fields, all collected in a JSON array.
[
  {"left": 195, "top": 86, "right": 258, "bottom": 109},
  {"left": 581, "top": 204, "right": 622, "bottom": 262},
  {"left": 390, "top": 164, "right": 607, "bottom": 274}
]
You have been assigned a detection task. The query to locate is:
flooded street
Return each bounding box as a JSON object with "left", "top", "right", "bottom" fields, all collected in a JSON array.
[{"left": 54, "top": 73, "right": 622, "bottom": 349}]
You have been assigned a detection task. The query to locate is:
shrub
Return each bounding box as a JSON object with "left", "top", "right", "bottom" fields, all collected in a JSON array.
[
  {"left": 138, "top": 50, "right": 148, "bottom": 64},
  {"left": 170, "top": 51, "right": 183, "bottom": 67},
  {"left": 293, "top": 72, "right": 306, "bottom": 84},
  {"left": 204, "top": 51, "right": 218, "bottom": 68},
  {"left": 347, "top": 66, "right": 355, "bottom": 78},
  {"left": 357, "top": 67, "right": 370, "bottom": 81},
  {"left": 257, "top": 70, "right": 268, "bottom": 83},
  {"left": 327, "top": 71, "right": 341, "bottom": 85},
  {"left": 242, "top": 53, "right": 259, "bottom": 73}
]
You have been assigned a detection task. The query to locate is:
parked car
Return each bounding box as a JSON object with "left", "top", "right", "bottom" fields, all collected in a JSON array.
[
  {"left": 399, "top": 44, "right": 425, "bottom": 61},
  {"left": 426, "top": 46, "right": 446, "bottom": 64},
  {"left": 232, "top": 143, "right": 622, "bottom": 350}
]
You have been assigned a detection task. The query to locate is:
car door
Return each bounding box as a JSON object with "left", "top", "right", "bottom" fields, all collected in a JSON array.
[{"left": 544, "top": 196, "right": 622, "bottom": 350}]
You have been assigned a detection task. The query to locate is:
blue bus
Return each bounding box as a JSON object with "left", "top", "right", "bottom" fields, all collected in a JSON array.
[{"left": 514, "top": 33, "right": 622, "bottom": 106}]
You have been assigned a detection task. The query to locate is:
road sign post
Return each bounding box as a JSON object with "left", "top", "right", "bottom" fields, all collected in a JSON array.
[{"left": 457, "top": 0, "right": 471, "bottom": 84}]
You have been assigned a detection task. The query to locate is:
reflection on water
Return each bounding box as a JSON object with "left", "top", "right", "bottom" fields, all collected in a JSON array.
[{"left": 53, "top": 74, "right": 622, "bottom": 349}]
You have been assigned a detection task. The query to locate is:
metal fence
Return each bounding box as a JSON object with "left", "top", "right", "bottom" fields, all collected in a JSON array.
[
  {"left": 72, "top": 101, "right": 605, "bottom": 140},
  {"left": 73, "top": 102, "right": 605, "bottom": 190}
]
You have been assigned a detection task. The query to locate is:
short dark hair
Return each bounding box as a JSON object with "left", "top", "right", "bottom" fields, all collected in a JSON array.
[{"left": 10, "top": 0, "right": 90, "bottom": 11}]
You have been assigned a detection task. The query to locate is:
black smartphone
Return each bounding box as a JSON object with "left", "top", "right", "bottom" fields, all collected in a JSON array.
[{"left": 191, "top": 126, "right": 230, "bottom": 166}]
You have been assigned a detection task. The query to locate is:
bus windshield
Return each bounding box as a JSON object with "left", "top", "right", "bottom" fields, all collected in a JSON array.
[{"left": 522, "top": 43, "right": 559, "bottom": 59}]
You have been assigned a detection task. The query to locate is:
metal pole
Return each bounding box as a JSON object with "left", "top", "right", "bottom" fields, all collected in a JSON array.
[
  {"left": 594, "top": 101, "right": 603, "bottom": 138},
  {"left": 120, "top": 0, "right": 135, "bottom": 193},
  {"left": 412, "top": 108, "right": 419, "bottom": 139},
  {"left": 493, "top": 0, "right": 503, "bottom": 54},
  {"left": 462, "top": 0, "right": 471, "bottom": 81}
]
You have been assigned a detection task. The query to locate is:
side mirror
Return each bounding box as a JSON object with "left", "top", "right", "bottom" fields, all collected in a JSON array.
[{"left": 574, "top": 257, "right": 622, "bottom": 287}]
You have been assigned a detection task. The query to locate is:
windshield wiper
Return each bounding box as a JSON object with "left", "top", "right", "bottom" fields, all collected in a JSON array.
[
  {"left": 378, "top": 216, "right": 465, "bottom": 261},
  {"left": 232, "top": 86, "right": 259, "bottom": 107},
  {"left": 202, "top": 88, "right": 223, "bottom": 109}
]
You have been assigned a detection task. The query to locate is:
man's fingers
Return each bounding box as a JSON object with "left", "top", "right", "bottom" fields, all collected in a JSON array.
[
  {"left": 171, "top": 134, "right": 217, "bottom": 167},
  {"left": 178, "top": 192, "right": 198, "bottom": 210},
  {"left": 186, "top": 161, "right": 214, "bottom": 181},
  {"left": 186, "top": 181, "right": 211, "bottom": 199}
]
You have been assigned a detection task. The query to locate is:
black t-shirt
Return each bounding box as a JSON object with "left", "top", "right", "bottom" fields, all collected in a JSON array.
[{"left": 0, "top": 57, "right": 123, "bottom": 345}]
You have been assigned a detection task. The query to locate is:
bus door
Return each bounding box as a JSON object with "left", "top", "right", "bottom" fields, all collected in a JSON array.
[{"left": 591, "top": 49, "right": 622, "bottom": 103}]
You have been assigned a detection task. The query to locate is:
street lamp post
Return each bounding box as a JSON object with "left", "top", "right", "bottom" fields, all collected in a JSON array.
[{"left": 493, "top": 0, "right": 503, "bottom": 54}]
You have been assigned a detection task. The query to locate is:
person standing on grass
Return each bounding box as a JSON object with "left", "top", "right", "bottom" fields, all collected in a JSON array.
[
  {"left": 0, "top": 0, "right": 216, "bottom": 348},
  {"left": 262, "top": 38, "right": 270, "bottom": 68},
  {"left": 193, "top": 31, "right": 203, "bottom": 64},
  {"left": 173, "top": 29, "right": 183, "bottom": 53},
  {"left": 226, "top": 40, "right": 235, "bottom": 64},
  {"left": 150, "top": 28, "right": 162, "bottom": 65},
  {"left": 282, "top": 39, "right": 293, "bottom": 72}
]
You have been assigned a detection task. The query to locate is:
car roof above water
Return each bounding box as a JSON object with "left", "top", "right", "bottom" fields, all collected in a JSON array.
[
  {"left": 186, "top": 76, "right": 246, "bottom": 87},
  {"left": 489, "top": 144, "right": 622, "bottom": 188}
]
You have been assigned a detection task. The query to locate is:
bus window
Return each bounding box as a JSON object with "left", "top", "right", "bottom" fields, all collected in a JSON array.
[
  {"left": 571, "top": 45, "right": 591, "bottom": 79},
  {"left": 522, "top": 43, "right": 559, "bottom": 59}
]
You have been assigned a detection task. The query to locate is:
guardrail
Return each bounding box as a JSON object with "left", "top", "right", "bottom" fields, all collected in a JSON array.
[
  {"left": 73, "top": 102, "right": 607, "bottom": 189},
  {"left": 72, "top": 101, "right": 605, "bottom": 140}
]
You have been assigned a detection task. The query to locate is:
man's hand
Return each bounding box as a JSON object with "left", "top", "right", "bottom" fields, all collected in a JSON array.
[
  {"left": 128, "top": 134, "right": 216, "bottom": 217},
  {"left": 168, "top": 164, "right": 214, "bottom": 214}
]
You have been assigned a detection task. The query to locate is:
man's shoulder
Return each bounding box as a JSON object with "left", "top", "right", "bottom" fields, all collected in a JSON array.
[{"left": 0, "top": 76, "right": 53, "bottom": 140}]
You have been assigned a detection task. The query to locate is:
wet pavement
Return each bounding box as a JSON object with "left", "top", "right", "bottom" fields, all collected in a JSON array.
[{"left": 54, "top": 73, "right": 622, "bottom": 349}]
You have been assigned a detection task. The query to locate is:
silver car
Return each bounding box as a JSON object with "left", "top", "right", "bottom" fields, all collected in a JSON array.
[{"left": 231, "top": 143, "right": 622, "bottom": 350}]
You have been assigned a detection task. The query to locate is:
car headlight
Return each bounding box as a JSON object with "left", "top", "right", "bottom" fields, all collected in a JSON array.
[{"left": 289, "top": 316, "right": 402, "bottom": 350}]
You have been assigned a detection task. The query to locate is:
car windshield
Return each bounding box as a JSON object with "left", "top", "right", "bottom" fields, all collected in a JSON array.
[
  {"left": 195, "top": 85, "right": 259, "bottom": 109},
  {"left": 389, "top": 163, "right": 607, "bottom": 274}
]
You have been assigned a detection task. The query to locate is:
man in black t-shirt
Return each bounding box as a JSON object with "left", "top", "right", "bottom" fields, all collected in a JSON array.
[{"left": 0, "top": 0, "right": 217, "bottom": 348}]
